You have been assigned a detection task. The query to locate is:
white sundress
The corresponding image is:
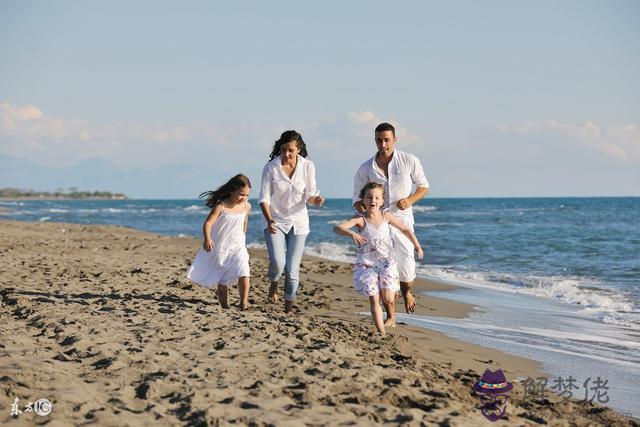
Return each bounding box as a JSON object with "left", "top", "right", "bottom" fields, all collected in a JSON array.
[
  {"left": 352, "top": 217, "right": 400, "bottom": 296},
  {"left": 187, "top": 205, "right": 250, "bottom": 287}
]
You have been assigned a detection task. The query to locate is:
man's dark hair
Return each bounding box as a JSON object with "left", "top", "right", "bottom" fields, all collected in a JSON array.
[{"left": 375, "top": 122, "right": 395, "bottom": 137}]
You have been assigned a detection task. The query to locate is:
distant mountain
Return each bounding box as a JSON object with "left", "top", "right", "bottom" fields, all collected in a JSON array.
[{"left": 0, "top": 154, "right": 211, "bottom": 198}]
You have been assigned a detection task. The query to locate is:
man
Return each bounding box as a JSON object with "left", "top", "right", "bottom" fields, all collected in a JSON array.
[{"left": 353, "top": 122, "right": 429, "bottom": 320}]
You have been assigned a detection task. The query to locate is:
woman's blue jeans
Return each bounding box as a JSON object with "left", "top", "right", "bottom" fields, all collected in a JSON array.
[{"left": 264, "top": 228, "right": 307, "bottom": 301}]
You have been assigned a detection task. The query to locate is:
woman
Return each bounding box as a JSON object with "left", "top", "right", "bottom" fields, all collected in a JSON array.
[{"left": 258, "top": 130, "right": 324, "bottom": 313}]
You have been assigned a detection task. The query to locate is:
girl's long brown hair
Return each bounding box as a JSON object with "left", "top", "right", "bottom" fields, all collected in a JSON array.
[{"left": 199, "top": 174, "right": 251, "bottom": 208}]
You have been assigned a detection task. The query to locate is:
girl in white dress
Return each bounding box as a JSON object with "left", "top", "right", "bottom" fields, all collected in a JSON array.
[
  {"left": 334, "top": 183, "right": 423, "bottom": 335},
  {"left": 187, "top": 174, "right": 252, "bottom": 310}
]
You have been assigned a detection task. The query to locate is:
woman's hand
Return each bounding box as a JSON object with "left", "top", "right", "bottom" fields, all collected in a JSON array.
[
  {"left": 351, "top": 231, "right": 367, "bottom": 246},
  {"left": 308, "top": 195, "right": 325, "bottom": 206},
  {"left": 267, "top": 220, "right": 278, "bottom": 235},
  {"left": 415, "top": 245, "right": 424, "bottom": 259},
  {"left": 203, "top": 238, "right": 214, "bottom": 252}
]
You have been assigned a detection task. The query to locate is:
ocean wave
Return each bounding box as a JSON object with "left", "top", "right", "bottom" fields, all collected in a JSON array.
[
  {"left": 47, "top": 208, "right": 68, "bottom": 213},
  {"left": 414, "top": 222, "right": 463, "bottom": 228},
  {"left": 39, "top": 216, "right": 51, "bottom": 222},
  {"left": 105, "top": 208, "right": 124, "bottom": 213},
  {"left": 183, "top": 205, "right": 207, "bottom": 212},
  {"left": 412, "top": 205, "right": 438, "bottom": 213},
  {"left": 304, "top": 242, "right": 355, "bottom": 263},
  {"left": 423, "top": 267, "right": 638, "bottom": 326},
  {"left": 308, "top": 209, "right": 349, "bottom": 218}
]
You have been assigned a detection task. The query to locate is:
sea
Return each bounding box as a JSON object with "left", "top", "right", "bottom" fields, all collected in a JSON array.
[{"left": 1, "top": 197, "right": 639, "bottom": 417}]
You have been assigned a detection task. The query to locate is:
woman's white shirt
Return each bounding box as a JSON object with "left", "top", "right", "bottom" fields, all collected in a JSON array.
[{"left": 258, "top": 155, "right": 319, "bottom": 235}]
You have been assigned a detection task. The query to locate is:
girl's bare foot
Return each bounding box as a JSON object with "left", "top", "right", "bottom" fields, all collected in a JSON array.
[
  {"left": 239, "top": 301, "right": 250, "bottom": 311},
  {"left": 217, "top": 285, "right": 229, "bottom": 309},
  {"left": 384, "top": 318, "right": 396, "bottom": 328},
  {"left": 268, "top": 282, "right": 279, "bottom": 304}
]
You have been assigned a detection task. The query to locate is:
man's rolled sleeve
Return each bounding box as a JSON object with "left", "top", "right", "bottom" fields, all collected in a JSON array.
[{"left": 411, "top": 155, "right": 429, "bottom": 189}]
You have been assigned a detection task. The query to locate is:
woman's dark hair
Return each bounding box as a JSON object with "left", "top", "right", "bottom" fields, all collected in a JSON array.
[
  {"left": 269, "top": 130, "right": 308, "bottom": 161},
  {"left": 199, "top": 174, "right": 251, "bottom": 208},
  {"left": 359, "top": 182, "right": 385, "bottom": 199}
]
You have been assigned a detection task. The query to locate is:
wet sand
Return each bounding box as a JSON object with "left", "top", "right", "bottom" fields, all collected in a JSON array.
[{"left": 0, "top": 220, "right": 634, "bottom": 426}]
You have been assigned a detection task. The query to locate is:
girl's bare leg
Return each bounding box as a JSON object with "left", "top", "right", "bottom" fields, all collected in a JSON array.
[
  {"left": 369, "top": 295, "right": 386, "bottom": 336},
  {"left": 238, "top": 276, "right": 250, "bottom": 310},
  {"left": 382, "top": 290, "right": 396, "bottom": 327},
  {"left": 268, "top": 281, "right": 279, "bottom": 303},
  {"left": 217, "top": 284, "right": 229, "bottom": 309}
]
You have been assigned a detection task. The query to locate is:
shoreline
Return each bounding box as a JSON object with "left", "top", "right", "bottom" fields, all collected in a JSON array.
[
  {"left": 295, "top": 251, "right": 545, "bottom": 380},
  {"left": 0, "top": 220, "right": 634, "bottom": 425}
]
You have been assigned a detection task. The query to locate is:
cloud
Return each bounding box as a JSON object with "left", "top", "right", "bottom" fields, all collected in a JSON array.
[
  {"left": 0, "top": 102, "right": 235, "bottom": 166},
  {"left": 0, "top": 103, "right": 426, "bottom": 165},
  {"left": 498, "top": 120, "right": 640, "bottom": 160},
  {"left": 346, "top": 110, "right": 421, "bottom": 146},
  {"left": 0, "top": 102, "right": 92, "bottom": 142},
  {"left": 0, "top": 103, "right": 433, "bottom": 197}
]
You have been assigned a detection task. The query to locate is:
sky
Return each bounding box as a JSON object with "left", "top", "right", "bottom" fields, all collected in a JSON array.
[{"left": 1, "top": 1, "right": 639, "bottom": 198}]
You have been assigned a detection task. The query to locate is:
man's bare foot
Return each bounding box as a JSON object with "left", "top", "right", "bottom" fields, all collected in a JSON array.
[
  {"left": 384, "top": 318, "right": 396, "bottom": 328},
  {"left": 268, "top": 282, "right": 279, "bottom": 304},
  {"left": 403, "top": 291, "right": 416, "bottom": 313}
]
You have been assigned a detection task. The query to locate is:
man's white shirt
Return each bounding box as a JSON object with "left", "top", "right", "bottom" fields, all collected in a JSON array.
[{"left": 353, "top": 149, "right": 429, "bottom": 226}]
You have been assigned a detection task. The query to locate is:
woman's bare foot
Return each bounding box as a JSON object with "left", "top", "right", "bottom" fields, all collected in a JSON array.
[
  {"left": 383, "top": 318, "right": 396, "bottom": 328},
  {"left": 268, "top": 282, "right": 279, "bottom": 304},
  {"left": 284, "top": 299, "right": 294, "bottom": 314},
  {"left": 239, "top": 301, "right": 250, "bottom": 311}
]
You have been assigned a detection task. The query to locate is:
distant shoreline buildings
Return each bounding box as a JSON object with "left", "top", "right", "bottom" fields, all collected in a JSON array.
[{"left": 0, "top": 188, "right": 128, "bottom": 200}]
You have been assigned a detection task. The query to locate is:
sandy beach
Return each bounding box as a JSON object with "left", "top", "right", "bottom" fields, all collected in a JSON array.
[{"left": 0, "top": 220, "right": 634, "bottom": 426}]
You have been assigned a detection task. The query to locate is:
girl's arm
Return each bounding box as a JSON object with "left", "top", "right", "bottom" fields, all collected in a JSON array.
[
  {"left": 333, "top": 216, "right": 367, "bottom": 246},
  {"left": 202, "top": 204, "right": 223, "bottom": 252},
  {"left": 243, "top": 202, "right": 251, "bottom": 234},
  {"left": 384, "top": 212, "right": 424, "bottom": 259}
]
